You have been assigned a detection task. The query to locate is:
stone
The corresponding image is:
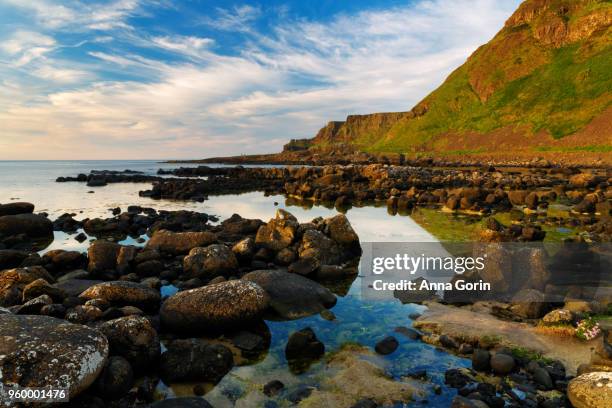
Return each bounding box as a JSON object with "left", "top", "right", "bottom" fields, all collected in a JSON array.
[
  {"left": 325, "top": 214, "right": 360, "bottom": 247},
  {"left": 285, "top": 327, "right": 325, "bottom": 360},
  {"left": 374, "top": 336, "right": 399, "bottom": 355},
  {"left": 394, "top": 326, "right": 421, "bottom": 340},
  {"left": 97, "top": 315, "right": 160, "bottom": 370},
  {"left": 542, "top": 309, "right": 574, "bottom": 325},
  {"left": 490, "top": 353, "right": 515, "bottom": 375},
  {"left": 472, "top": 349, "right": 491, "bottom": 372},
  {"left": 182, "top": 244, "right": 238, "bottom": 278},
  {"left": 0, "top": 249, "right": 29, "bottom": 269},
  {"left": 22, "top": 278, "right": 64, "bottom": 302},
  {"left": 0, "top": 213, "right": 53, "bottom": 239},
  {"left": 263, "top": 380, "right": 285, "bottom": 397},
  {"left": 87, "top": 240, "right": 121, "bottom": 273},
  {"left": 79, "top": 281, "right": 161, "bottom": 312},
  {"left": 160, "top": 339, "right": 233, "bottom": 383},
  {"left": 242, "top": 270, "right": 336, "bottom": 319},
  {"left": 510, "top": 289, "right": 550, "bottom": 319},
  {"left": 532, "top": 367, "right": 553, "bottom": 390},
  {"left": 255, "top": 209, "right": 299, "bottom": 251},
  {"left": 149, "top": 398, "right": 213, "bottom": 408},
  {"left": 0, "top": 315, "right": 108, "bottom": 399},
  {"left": 567, "top": 372, "right": 612, "bottom": 408},
  {"left": 93, "top": 356, "right": 134, "bottom": 400},
  {"left": 0, "top": 202, "right": 34, "bottom": 216},
  {"left": 146, "top": 230, "right": 216, "bottom": 255},
  {"left": 160, "top": 280, "right": 269, "bottom": 332},
  {"left": 232, "top": 237, "right": 255, "bottom": 261}
]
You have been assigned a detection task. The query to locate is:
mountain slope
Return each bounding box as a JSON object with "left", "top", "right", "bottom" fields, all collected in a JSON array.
[{"left": 288, "top": 0, "right": 612, "bottom": 159}]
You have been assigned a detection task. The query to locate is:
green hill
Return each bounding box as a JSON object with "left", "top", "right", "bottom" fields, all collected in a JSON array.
[{"left": 288, "top": 0, "right": 612, "bottom": 160}]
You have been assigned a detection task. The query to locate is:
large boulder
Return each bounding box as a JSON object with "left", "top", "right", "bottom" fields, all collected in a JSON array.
[
  {"left": 568, "top": 372, "right": 612, "bottom": 408},
  {"left": 325, "top": 214, "right": 360, "bottom": 249},
  {"left": 79, "top": 281, "right": 161, "bottom": 312},
  {"left": 0, "top": 202, "right": 34, "bottom": 216},
  {"left": 0, "top": 213, "right": 53, "bottom": 239},
  {"left": 53, "top": 279, "right": 103, "bottom": 297},
  {"left": 149, "top": 398, "right": 213, "bottom": 408},
  {"left": 146, "top": 230, "right": 216, "bottom": 255},
  {"left": 255, "top": 209, "right": 299, "bottom": 251},
  {"left": 182, "top": 244, "right": 238, "bottom": 279},
  {"left": 92, "top": 356, "right": 133, "bottom": 400},
  {"left": 242, "top": 270, "right": 337, "bottom": 319},
  {"left": 510, "top": 288, "right": 550, "bottom": 319},
  {"left": 299, "top": 229, "right": 344, "bottom": 266},
  {"left": 97, "top": 315, "right": 160, "bottom": 370},
  {"left": 0, "top": 315, "right": 108, "bottom": 399},
  {"left": 160, "top": 339, "right": 233, "bottom": 383},
  {"left": 0, "top": 249, "right": 30, "bottom": 270},
  {"left": 160, "top": 280, "right": 269, "bottom": 333},
  {"left": 87, "top": 240, "right": 121, "bottom": 273}
]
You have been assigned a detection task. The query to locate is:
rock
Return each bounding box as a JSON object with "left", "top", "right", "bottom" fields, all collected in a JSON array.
[
  {"left": 567, "top": 372, "right": 612, "bottom": 408},
  {"left": 230, "top": 328, "right": 270, "bottom": 359},
  {"left": 472, "top": 349, "right": 491, "bottom": 372},
  {"left": 53, "top": 279, "right": 103, "bottom": 297},
  {"left": 88, "top": 240, "right": 121, "bottom": 273},
  {"left": 149, "top": 397, "right": 213, "bottom": 408},
  {"left": 299, "top": 229, "right": 344, "bottom": 266},
  {"left": 451, "top": 396, "right": 488, "bottom": 408},
  {"left": 146, "top": 230, "right": 216, "bottom": 255},
  {"left": 1, "top": 267, "right": 54, "bottom": 307},
  {"left": 350, "top": 398, "right": 378, "bottom": 408},
  {"left": 263, "top": 380, "right": 285, "bottom": 397},
  {"left": 394, "top": 326, "right": 421, "bottom": 340},
  {"left": 0, "top": 249, "right": 29, "bottom": 269},
  {"left": 255, "top": 209, "right": 299, "bottom": 251},
  {"left": 16, "top": 294, "right": 53, "bottom": 314},
  {"left": 0, "top": 315, "right": 108, "bottom": 399},
  {"left": 490, "top": 353, "right": 515, "bottom": 375},
  {"left": 232, "top": 237, "right": 255, "bottom": 261},
  {"left": 440, "top": 334, "right": 459, "bottom": 349},
  {"left": 22, "top": 278, "right": 64, "bottom": 302},
  {"left": 510, "top": 288, "right": 550, "bottom": 319},
  {"left": 508, "top": 190, "right": 529, "bottom": 206},
  {"left": 0, "top": 213, "right": 53, "bottom": 238},
  {"left": 93, "top": 356, "right": 133, "bottom": 400},
  {"left": 542, "top": 309, "right": 574, "bottom": 325},
  {"left": 286, "top": 385, "right": 314, "bottom": 403},
  {"left": 325, "top": 214, "right": 360, "bottom": 247},
  {"left": 160, "top": 280, "right": 269, "bottom": 332},
  {"left": 97, "top": 315, "right": 160, "bottom": 370},
  {"left": 79, "top": 281, "right": 161, "bottom": 312},
  {"left": 569, "top": 173, "right": 601, "bottom": 188},
  {"left": 533, "top": 366, "right": 553, "bottom": 390},
  {"left": 135, "top": 260, "right": 164, "bottom": 277},
  {"left": 182, "top": 244, "right": 238, "bottom": 278},
  {"left": 285, "top": 327, "right": 325, "bottom": 360},
  {"left": 160, "top": 339, "right": 233, "bottom": 383},
  {"left": 242, "top": 270, "right": 336, "bottom": 319},
  {"left": 0, "top": 202, "right": 35, "bottom": 216},
  {"left": 374, "top": 336, "right": 399, "bottom": 355}
]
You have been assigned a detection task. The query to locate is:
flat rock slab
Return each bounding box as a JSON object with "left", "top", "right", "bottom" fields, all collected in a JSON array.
[
  {"left": 0, "top": 315, "right": 108, "bottom": 402},
  {"left": 414, "top": 301, "right": 592, "bottom": 374}
]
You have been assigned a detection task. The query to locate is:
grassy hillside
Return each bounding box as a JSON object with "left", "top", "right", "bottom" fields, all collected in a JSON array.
[{"left": 298, "top": 0, "right": 612, "bottom": 158}]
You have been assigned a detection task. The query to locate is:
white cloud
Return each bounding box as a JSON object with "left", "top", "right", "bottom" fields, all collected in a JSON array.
[
  {"left": 200, "top": 4, "right": 262, "bottom": 32},
  {"left": 0, "top": 0, "right": 523, "bottom": 159}
]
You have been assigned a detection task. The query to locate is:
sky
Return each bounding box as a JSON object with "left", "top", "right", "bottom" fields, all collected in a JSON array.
[{"left": 0, "top": 0, "right": 522, "bottom": 160}]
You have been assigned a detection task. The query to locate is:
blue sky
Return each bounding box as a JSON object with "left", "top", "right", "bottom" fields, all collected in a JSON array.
[{"left": 0, "top": 0, "right": 522, "bottom": 159}]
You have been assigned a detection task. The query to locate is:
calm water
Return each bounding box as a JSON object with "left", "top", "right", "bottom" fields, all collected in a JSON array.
[{"left": 0, "top": 161, "right": 467, "bottom": 406}]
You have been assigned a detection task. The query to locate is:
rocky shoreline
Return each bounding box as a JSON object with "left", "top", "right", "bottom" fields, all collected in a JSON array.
[{"left": 2, "top": 160, "right": 611, "bottom": 407}]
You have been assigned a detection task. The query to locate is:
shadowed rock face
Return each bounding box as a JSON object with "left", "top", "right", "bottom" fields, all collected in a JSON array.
[
  {"left": 160, "top": 280, "right": 269, "bottom": 333},
  {"left": 79, "top": 281, "right": 161, "bottom": 312},
  {"left": 0, "top": 315, "right": 108, "bottom": 400}
]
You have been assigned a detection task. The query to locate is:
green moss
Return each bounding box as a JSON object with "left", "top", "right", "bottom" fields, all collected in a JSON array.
[{"left": 510, "top": 346, "right": 555, "bottom": 364}]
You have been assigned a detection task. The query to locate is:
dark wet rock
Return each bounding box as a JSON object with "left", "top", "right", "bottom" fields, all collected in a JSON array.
[
  {"left": 40, "top": 303, "right": 66, "bottom": 318},
  {"left": 87, "top": 240, "right": 121, "bottom": 274},
  {"left": 97, "top": 315, "right": 160, "bottom": 370},
  {"left": 0, "top": 315, "right": 108, "bottom": 399},
  {"left": 285, "top": 327, "right": 325, "bottom": 360},
  {"left": 160, "top": 339, "right": 233, "bottom": 383},
  {"left": 53, "top": 278, "right": 103, "bottom": 297},
  {"left": 0, "top": 213, "right": 53, "bottom": 247},
  {"left": 0, "top": 267, "right": 55, "bottom": 307},
  {"left": 472, "top": 349, "right": 491, "bottom": 372},
  {"left": 160, "top": 280, "right": 269, "bottom": 333},
  {"left": 182, "top": 244, "right": 239, "bottom": 278},
  {"left": 490, "top": 353, "right": 515, "bottom": 375},
  {"left": 146, "top": 230, "right": 216, "bottom": 255},
  {"left": 42, "top": 250, "right": 86, "bottom": 273},
  {"left": 288, "top": 257, "right": 319, "bottom": 276},
  {"left": 0, "top": 202, "right": 34, "bottom": 216},
  {"left": 394, "top": 326, "right": 421, "bottom": 340},
  {"left": 445, "top": 369, "right": 472, "bottom": 388},
  {"left": 79, "top": 281, "right": 161, "bottom": 312},
  {"left": 232, "top": 237, "right": 255, "bottom": 262},
  {"left": 65, "top": 304, "right": 103, "bottom": 324},
  {"left": 0, "top": 249, "right": 29, "bottom": 269},
  {"left": 16, "top": 294, "right": 53, "bottom": 314},
  {"left": 230, "top": 328, "right": 271, "bottom": 359},
  {"left": 149, "top": 397, "right": 213, "bottom": 408},
  {"left": 263, "top": 380, "right": 285, "bottom": 397},
  {"left": 242, "top": 269, "right": 336, "bottom": 319},
  {"left": 135, "top": 260, "right": 164, "bottom": 277},
  {"left": 320, "top": 309, "right": 336, "bottom": 321},
  {"left": 325, "top": 213, "right": 360, "bottom": 248},
  {"left": 532, "top": 366, "right": 553, "bottom": 390},
  {"left": 93, "top": 355, "right": 134, "bottom": 400},
  {"left": 451, "top": 395, "right": 488, "bottom": 408},
  {"left": 255, "top": 209, "right": 299, "bottom": 251},
  {"left": 440, "top": 334, "right": 459, "bottom": 349},
  {"left": 375, "top": 336, "right": 399, "bottom": 355}
]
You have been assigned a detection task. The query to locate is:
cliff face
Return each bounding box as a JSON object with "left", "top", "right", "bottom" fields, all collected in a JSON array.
[{"left": 289, "top": 0, "right": 612, "bottom": 159}]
